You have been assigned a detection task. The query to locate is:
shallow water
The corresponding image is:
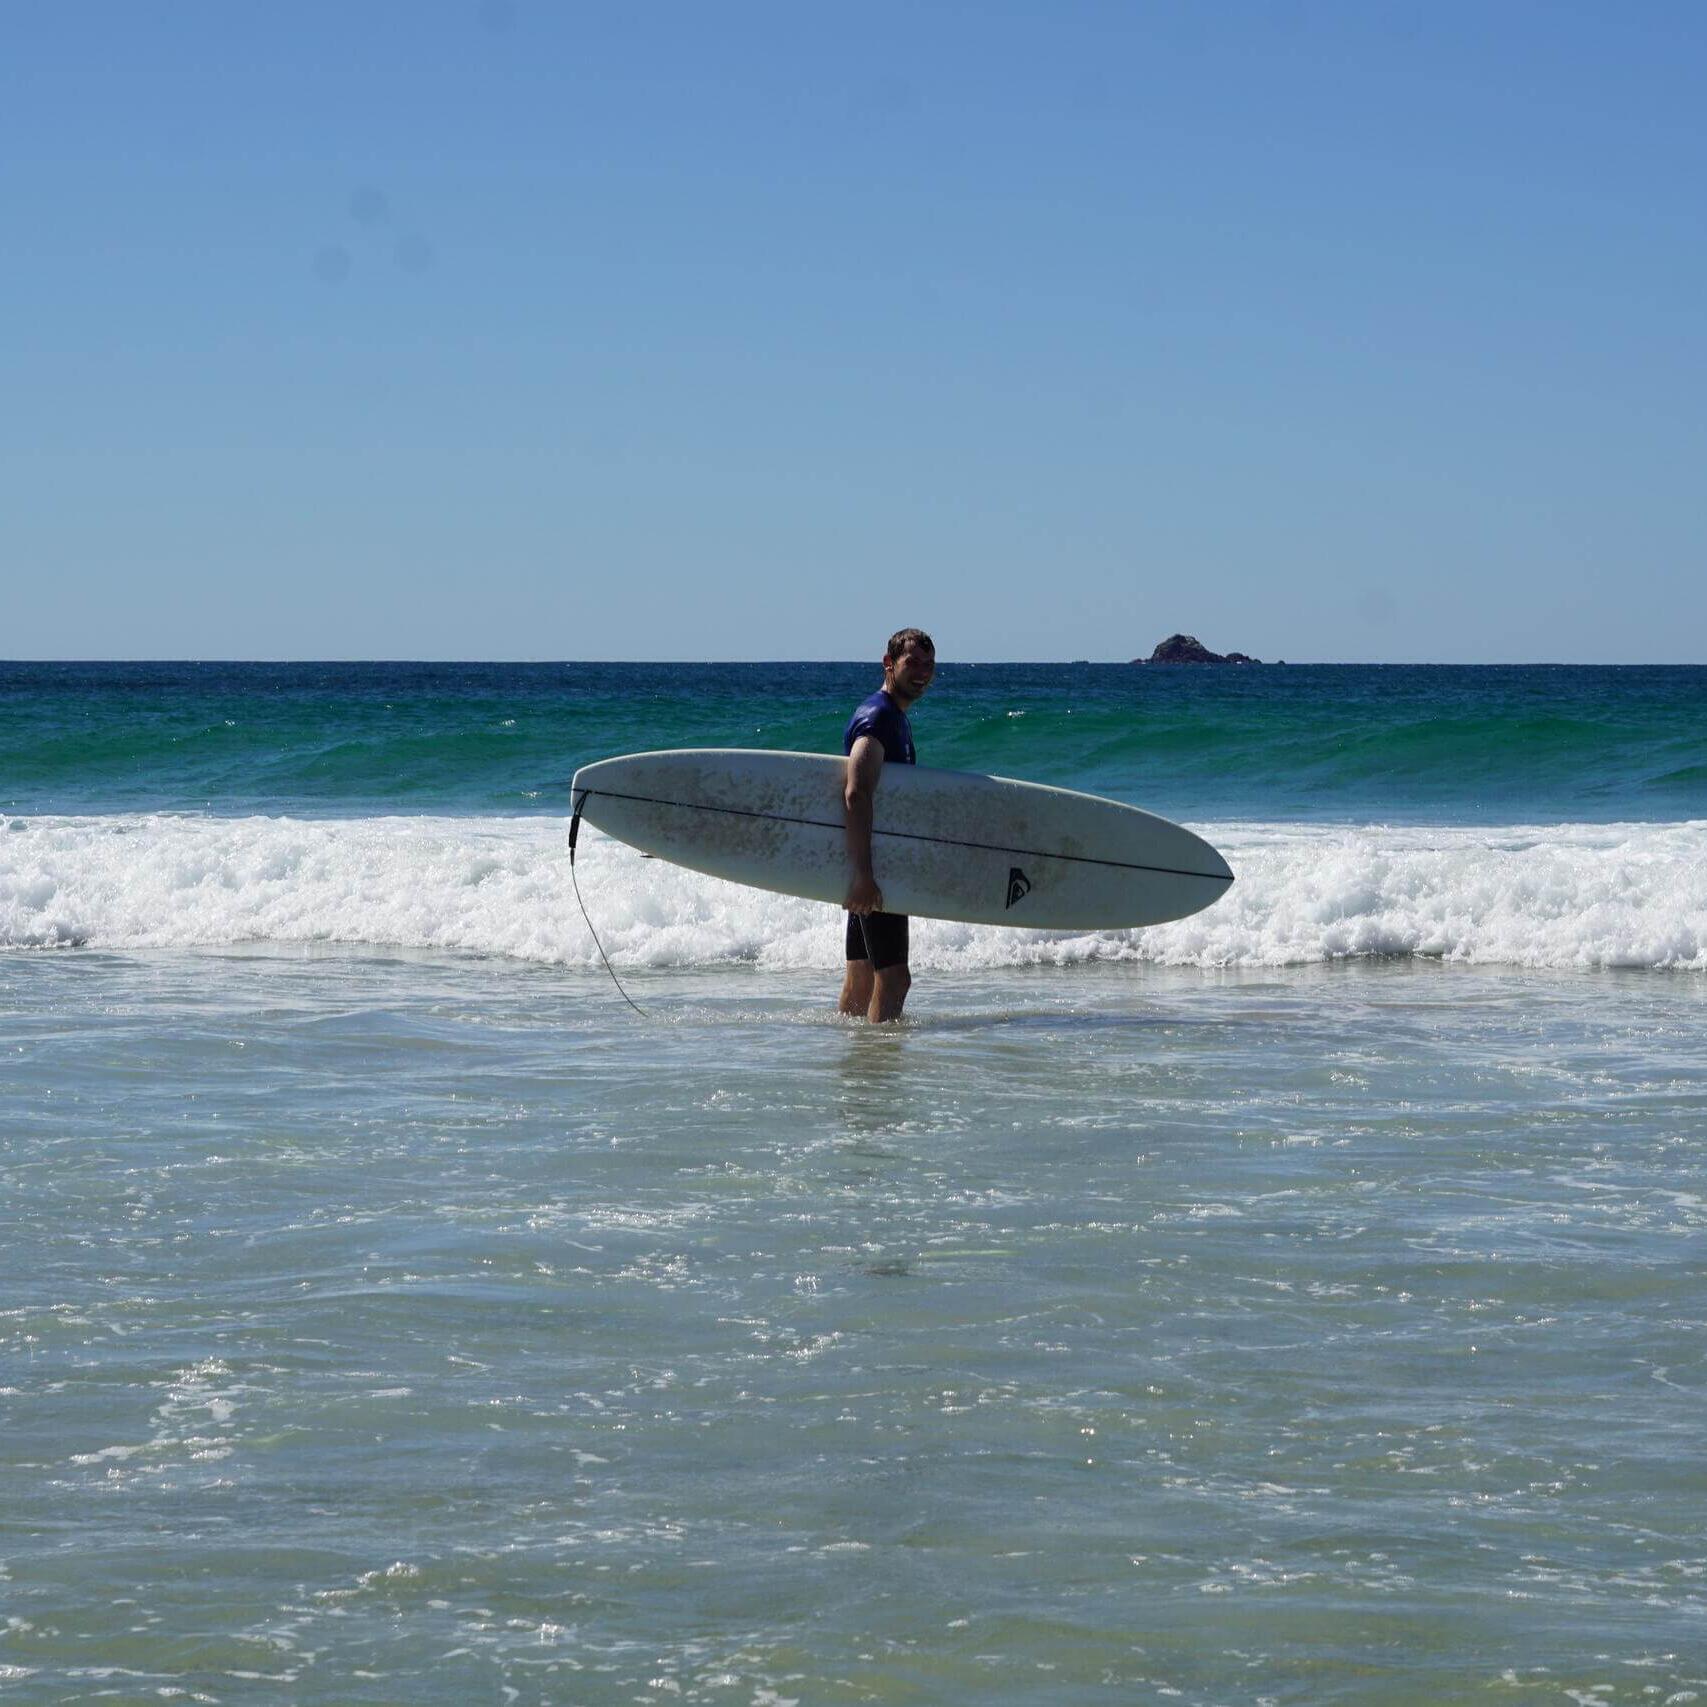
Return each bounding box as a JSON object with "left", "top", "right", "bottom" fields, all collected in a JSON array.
[{"left": 4, "top": 951, "right": 1703, "bottom": 1704}]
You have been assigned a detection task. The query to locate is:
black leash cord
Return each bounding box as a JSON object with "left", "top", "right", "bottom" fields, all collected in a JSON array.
[{"left": 569, "top": 792, "right": 647, "bottom": 1018}]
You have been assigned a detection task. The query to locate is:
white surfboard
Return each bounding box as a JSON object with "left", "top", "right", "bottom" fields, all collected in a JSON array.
[{"left": 570, "top": 749, "right": 1232, "bottom": 930}]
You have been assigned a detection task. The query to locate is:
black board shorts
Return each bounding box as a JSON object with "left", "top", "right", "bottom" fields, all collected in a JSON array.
[{"left": 845, "top": 910, "right": 910, "bottom": 972}]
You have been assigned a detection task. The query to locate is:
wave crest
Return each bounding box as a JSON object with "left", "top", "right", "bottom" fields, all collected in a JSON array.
[{"left": 3, "top": 814, "right": 1704, "bottom": 971}]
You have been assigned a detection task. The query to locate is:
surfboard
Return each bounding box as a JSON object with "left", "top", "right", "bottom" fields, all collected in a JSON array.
[{"left": 570, "top": 749, "right": 1233, "bottom": 930}]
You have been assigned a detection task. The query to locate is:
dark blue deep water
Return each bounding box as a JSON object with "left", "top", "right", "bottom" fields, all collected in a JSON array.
[{"left": 4, "top": 660, "right": 1704, "bottom": 822}]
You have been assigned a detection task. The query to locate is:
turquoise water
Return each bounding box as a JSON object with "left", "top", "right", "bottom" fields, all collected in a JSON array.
[
  {"left": 5, "top": 661, "right": 1705, "bottom": 821},
  {"left": 3, "top": 664, "right": 1705, "bottom": 1702}
]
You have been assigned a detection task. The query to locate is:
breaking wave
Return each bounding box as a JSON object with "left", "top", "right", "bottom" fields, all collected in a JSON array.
[{"left": 3, "top": 814, "right": 1705, "bottom": 971}]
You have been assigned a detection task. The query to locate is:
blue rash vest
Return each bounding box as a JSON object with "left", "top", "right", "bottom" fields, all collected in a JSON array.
[{"left": 843, "top": 688, "right": 916, "bottom": 765}]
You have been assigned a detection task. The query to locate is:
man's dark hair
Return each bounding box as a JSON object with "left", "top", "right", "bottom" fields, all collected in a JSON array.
[{"left": 885, "top": 628, "right": 935, "bottom": 662}]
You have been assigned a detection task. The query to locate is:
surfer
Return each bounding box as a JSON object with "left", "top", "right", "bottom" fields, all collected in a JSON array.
[{"left": 840, "top": 628, "right": 935, "bottom": 1023}]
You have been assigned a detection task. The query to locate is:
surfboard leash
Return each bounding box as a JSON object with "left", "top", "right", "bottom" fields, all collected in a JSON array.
[{"left": 568, "top": 792, "right": 648, "bottom": 1019}]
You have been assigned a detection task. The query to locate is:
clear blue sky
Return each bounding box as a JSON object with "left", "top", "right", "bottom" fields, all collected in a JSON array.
[{"left": 5, "top": 1, "right": 1705, "bottom": 661}]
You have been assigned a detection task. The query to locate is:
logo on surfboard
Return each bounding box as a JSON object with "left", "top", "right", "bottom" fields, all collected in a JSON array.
[{"left": 1005, "top": 867, "right": 1032, "bottom": 909}]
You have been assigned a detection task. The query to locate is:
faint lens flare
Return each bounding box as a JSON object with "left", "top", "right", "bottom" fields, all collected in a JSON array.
[
  {"left": 349, "top": 187, "right": 391, "bottom": 228},
  {"left": 323, "top": 186, "right": 437, "bottom": 276}
]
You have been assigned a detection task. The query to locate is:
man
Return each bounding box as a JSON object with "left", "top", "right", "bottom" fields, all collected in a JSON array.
[{"left": 840, "top": 628, "right": 936, "bottom": 1023}]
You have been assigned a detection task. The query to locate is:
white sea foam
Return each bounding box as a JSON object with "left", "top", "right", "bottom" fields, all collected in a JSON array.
[{"left": 2, "top": 813, "right": 1704, "bottom": 970}]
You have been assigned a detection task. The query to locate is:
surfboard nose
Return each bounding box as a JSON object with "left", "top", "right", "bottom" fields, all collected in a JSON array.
[{"left": 1171, "top": 819, "right": 1233, "bottom": 885}]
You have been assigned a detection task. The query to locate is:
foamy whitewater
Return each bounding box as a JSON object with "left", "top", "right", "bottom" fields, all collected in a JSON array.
[
  {"left": 6, "top": 813, "right": 1705, "bottom": 969},
  {"left": 6, "top": 663, "right": 1706, "bottom": 1705}
]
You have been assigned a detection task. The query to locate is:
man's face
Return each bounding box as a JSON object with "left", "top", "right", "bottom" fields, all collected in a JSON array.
[{"left": 887, "top": 641, "right": 936, "bottom": 701}]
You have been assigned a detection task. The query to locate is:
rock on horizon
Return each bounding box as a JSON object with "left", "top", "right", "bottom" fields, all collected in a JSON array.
[{"left": 1133, "top": 634, "right": 1263, "bottom": 664}]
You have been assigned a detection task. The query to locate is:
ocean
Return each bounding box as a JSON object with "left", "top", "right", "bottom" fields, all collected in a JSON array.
[{"left": 3, "top": 661, "right": 1704, "bottom": 1704}]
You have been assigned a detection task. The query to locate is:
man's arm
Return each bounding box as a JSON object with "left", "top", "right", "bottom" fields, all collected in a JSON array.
[{"left": 844, "top": 735, "right": 885, "bottom": 914}]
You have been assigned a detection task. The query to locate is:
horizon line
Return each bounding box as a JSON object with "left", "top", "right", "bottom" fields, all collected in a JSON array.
[{"left": 4, "top": 657, "right": 1705, "bottom": 669}]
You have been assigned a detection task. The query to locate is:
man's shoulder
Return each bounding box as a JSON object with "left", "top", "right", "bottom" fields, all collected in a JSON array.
[
  {"left": 845, "top": 689, "right": 914, "bottom": 764},
  {"left": 848, "top": 688, "right": 897, "bottom": 726}
]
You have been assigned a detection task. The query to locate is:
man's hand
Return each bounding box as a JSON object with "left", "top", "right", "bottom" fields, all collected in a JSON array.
[{"left": 845, "top": 873, "right": 884, "bottom": 915}]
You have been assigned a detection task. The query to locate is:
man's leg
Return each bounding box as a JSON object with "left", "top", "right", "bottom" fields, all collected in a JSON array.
[
  {"left": 840, "top": 958, "right": 875, "bottom": 1016},
  {"left": 861, "top": 913, "right": 912, "bottom": 1024},
  {"left": 868, "top": 963, "right": 911, "bottom": 1023},
  {"left": 840, "top": 913, "right": 875, "bottom": 1016}
]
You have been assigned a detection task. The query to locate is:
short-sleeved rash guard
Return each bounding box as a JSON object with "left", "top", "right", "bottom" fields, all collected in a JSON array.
[{"left": 843, "top": 688, "right": 915, "bottom": 765}]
